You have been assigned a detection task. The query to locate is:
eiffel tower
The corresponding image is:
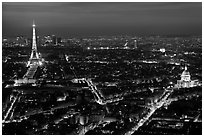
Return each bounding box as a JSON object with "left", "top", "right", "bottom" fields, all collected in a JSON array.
[{"left": 27, "top": 21, "right": 41, "bottom": 67}]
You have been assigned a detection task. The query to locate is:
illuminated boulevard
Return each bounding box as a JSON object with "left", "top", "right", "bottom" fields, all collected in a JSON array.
[{"left": 125, "top": 88, "right": 173, "bottom": 135}]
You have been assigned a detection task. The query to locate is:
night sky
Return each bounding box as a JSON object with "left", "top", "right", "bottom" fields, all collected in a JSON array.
[{"left": 2, "top": 2, "right": 202, "bottom": 37}]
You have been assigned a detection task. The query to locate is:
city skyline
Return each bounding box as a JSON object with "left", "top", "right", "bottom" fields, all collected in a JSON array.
[
  {"left": 2, "top": 22, "right": 202, "bottom": 134},
  {"left": 3, "top": 2, "right": 202, "bottom": 37},
  {"left": 2, "top": 2, "right": 202, "bottom": 135}
]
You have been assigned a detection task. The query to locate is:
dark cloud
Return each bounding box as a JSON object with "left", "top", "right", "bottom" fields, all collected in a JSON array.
[{"left": 2, "top": 2, "right": 202, "bottom": 37}]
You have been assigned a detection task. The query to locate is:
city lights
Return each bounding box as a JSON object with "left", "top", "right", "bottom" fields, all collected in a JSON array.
[{"left": 2, "top": 2, "right": 202, "bottom": 135}]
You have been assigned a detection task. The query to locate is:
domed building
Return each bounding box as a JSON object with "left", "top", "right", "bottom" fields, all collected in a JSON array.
[
  {"left": 175, "top": 66, "right": 199, "bottom": 88},
  {"left": 181, "top": 66, "right": 191, "bottom": 81}
]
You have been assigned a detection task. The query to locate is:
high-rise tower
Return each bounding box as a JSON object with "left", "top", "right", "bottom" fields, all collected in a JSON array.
[
  {"left": 134, "top": 39, "right": 137, "bottom": 49},
  {"left": 27, "top": 21, "right": 41, "bottom": 67}
]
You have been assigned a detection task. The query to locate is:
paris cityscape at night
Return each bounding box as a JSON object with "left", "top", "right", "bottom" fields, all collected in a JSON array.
[{"left": 2, "top": 2, "right": 202, "bottom": 135}]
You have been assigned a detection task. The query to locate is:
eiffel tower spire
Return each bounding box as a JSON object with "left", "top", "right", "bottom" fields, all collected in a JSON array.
[{"left": 31, "top": 21, "right": 38, "bottom": 53}]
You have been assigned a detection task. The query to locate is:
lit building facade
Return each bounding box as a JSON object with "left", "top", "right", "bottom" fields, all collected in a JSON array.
[{"left": 175, "top": 66, "right": 199, "bottom": 88}]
